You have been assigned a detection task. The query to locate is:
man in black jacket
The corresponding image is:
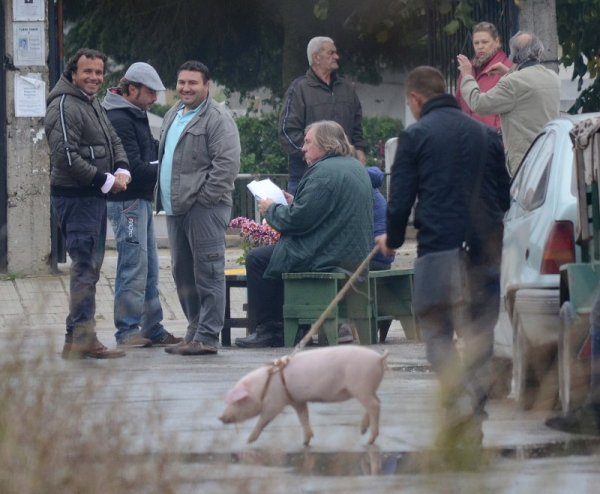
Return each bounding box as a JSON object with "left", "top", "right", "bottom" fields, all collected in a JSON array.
[
  {"left": 103, "top": 63, "right": 182, "bottom": 348},
  {"left": 377, "top": 66, "right": 510, "bottom": 456},
  {"left": 279, "top": 36, "right": 368, "bottom": 194}
]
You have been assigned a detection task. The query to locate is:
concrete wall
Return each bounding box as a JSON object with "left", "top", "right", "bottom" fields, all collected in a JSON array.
[{"left": 4, "top": 2, "right": 51, "bottom": 274}]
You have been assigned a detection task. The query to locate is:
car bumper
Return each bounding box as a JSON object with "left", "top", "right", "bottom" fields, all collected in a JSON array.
[{"left": 514, "top": 288, "right": 560, "bottom": 347}]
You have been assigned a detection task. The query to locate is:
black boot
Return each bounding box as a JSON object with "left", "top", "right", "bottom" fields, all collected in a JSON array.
[
  {"left": 545, "top": 402, "right": 600, "bottom": 435},
  {"left": 235, "top": 322, "right": 283, "bottom": 348}
]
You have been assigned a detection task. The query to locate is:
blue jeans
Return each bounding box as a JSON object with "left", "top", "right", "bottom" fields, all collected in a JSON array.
[
  {"left": 107, "top": 199, "right": 168, "bottom": 343},
  {"left": 52, "top": 195, "right": 106, "bottom": 344}
]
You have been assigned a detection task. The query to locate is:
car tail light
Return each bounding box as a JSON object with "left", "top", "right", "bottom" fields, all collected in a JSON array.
[{"left": 540, "top": 221, "right": 575, "bottom": 274}]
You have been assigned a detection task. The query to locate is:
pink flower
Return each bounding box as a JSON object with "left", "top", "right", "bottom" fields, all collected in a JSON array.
[{"left": 229, "top": 216, "right": 280, "bottom": 248}]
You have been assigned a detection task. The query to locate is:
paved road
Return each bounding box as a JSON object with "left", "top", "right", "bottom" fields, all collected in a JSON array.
[{"left": 2, "top": 241, "right": 600, "bottom": 492}]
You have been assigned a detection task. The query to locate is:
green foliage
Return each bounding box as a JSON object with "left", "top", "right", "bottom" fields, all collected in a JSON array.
[
  {"left": 235, "top": 113, "right": 403, "bottom": 173},
  {"left": 557, "top": 0, "right": 600, "bottom": 112},
  {"left": 362, "top": 116, "right": 404, "bottom": 166},
  {"left": 235, "top": 113, "right": 287, "bottom": 174},
  {"left": 149, "top": 103, "right": 170, "bottom": 118},
  {"left": 62, "top": 0, "right": 428, "bottom": 95}
]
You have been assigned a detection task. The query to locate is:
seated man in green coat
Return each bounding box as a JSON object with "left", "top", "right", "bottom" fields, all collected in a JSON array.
[{"left": 235, "top": 120, "right": 373, "bottom": 348}]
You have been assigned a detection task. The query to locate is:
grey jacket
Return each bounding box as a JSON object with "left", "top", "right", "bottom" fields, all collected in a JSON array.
[
  {"left": 460, "top": 63, "right": 560, "bottom": 174},
  {"left": 157, "top": 96, "right": 241, "bottom": 214},
  {"left": 45, "top": 75, "right": 128, "bottom": 196}
]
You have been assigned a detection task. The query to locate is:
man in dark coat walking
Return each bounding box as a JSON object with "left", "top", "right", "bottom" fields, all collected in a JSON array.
[{"left": 377, "top": 66, "right": 510, "bottom": 457}]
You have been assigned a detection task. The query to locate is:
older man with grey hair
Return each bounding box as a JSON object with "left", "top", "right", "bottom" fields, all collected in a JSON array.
[
  {"left": 279, "top": 36, "right": 368, "bottom": 194},
  {"left": 457, "top": 31, "right": 560, "bottom": 175},
  {"left": 236, "top": 120, "right": 373, "bottom": 348}
]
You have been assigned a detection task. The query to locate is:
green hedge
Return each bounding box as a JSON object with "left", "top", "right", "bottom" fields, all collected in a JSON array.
[
  {"left": 148, "top": 107, "right": 403, "bottom": 174},
  {"left": 235, "top": 113, "right": 403, "bottom": 174},
  {"left": 235, "top": 113, "right": 287, "bottom": 174},
  {"left": 362, "top": 116, "right": 403, "bottom": 167}
]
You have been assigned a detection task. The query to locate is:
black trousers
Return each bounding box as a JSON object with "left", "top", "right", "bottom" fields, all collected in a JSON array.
[{"left": 246, "top": 245, "right": 283, "bottom": 330}]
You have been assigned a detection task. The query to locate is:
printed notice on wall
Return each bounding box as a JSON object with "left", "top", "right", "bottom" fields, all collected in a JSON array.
[
  {"left": 13, "top": 0, "right": 45, "bottom": 21},
  {"left": 14, "top": 73, "right": 46, "bottom": 117},
  {"left": 13, "top": 22, "right": 45, "bottom": 66}
]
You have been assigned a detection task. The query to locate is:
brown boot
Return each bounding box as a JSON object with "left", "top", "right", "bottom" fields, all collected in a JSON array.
[{"left": 64, "top": 336, "right": 126, "bottom": 359}]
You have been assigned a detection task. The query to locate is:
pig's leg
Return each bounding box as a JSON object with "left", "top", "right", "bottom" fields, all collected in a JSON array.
[
  {"left": 360, "top": 412, "right": 370, "bottom": 434},
  {"left": 247, "top": 409, "right": 278, "bottom": 443},
  {"left": 291, "top": 402, "right": 313, "bottom": 446},
  {"left": 356, "top": 394, "right": 380, "bottom": 444}
]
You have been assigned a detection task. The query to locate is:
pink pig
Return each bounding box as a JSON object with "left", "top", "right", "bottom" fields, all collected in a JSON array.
[{"left": 219, "top": 346, "right": 388, "bottom": 445}]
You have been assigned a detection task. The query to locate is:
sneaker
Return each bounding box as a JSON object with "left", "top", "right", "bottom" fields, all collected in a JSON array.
[
  {"left": 545, "top": 403, "right": 600, "bottom": 435},
  {"left": 165, "top": 341, "right": 218, "bottom": 355},
  {"left": 64, "top": 337, "right": 126, "bottom": 359},
  {"left": 117, "top": 334, "right": 153, "bottom": 348},
  {"left": 151, "top": 332, "right": 183, "bottom": 346},
  {"left": 337, "top": 323, "right": 354, "bottom": 344}
]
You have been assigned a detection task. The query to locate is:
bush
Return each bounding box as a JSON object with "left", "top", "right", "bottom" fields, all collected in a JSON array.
[
  {"left": 235, "top": 113, "right": 288, "bottom": 174},
  {"left": 235, "top": 113, "right": 403, "bottom": 174},
  {"left": 362, "top": 116, "right": 404, "bottom": 167}
]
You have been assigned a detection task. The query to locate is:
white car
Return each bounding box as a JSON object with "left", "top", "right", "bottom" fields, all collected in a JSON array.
[{"left": 493, "top": 112, "right": 600, "bottom": 409}]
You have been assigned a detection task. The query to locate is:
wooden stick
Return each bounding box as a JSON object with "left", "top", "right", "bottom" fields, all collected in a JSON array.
[{"left": 291, "top": 245, "right": 380, "bottom": 356}]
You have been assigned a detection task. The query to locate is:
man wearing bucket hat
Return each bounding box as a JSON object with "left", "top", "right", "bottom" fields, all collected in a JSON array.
[{"left": 103, "top": 62, "right": 183, "bottom": 348}]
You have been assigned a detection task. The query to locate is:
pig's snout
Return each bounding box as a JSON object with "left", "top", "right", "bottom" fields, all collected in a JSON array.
[{"left": 219, "top": 411, "right": 234, "bottom": 424}]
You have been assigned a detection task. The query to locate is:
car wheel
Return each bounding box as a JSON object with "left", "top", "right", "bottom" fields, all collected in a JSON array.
[
  {"left": 513, "top": 315, "right": 558, "bottom": 410},
  {"left": 558, "top": 301, "right": 590, "bottom": 414}
]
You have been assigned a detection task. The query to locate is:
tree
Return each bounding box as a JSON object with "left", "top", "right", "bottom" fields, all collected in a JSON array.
[
  {"left": 556, "top": 0, "right": 600, "bottom": 112},
  {"left": 62, "top": 0, "right": 428, "bottom": 95}
]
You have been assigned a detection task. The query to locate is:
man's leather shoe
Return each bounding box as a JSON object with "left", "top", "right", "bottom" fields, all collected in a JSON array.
[
  {"left": 63, "top": 337, "right": 126, "bottom": 359},
  {"left": 545, "top": 403, "right": 600, "bottom": 435},
  {"left": 235, "top": 322, "right": 284, "bottom": 348},
  {"left": 165, "top": 340, "right": 218, "bottom": 355}
]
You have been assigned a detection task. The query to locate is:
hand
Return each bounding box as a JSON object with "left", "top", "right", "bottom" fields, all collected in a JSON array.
[
  {"left": 456, "top": 54, "right": 473, "bottom": 78},
  {"left": 355, "top": 149, "right": 367, "bottom": 165},
  {"left": 258, "top": 198, "right": 275, "bottom": 216},
  {"left": 488, "top": 62, "right": 510, "bottom": 76},
  {"left": 375, "top": 234, "right": 395, "bottom": 258},
  {"left": 283, "top": 191, "right": 294, "bottom": 205},
  {"left": 110, "top": 178, "right": 127, "bottom": 193},
  {"left": 114, "top": 173, "right": 129, "bottom": 188}
]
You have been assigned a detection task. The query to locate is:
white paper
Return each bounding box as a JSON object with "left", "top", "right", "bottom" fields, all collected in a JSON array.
[
  {"left": 13, "top": 22, "right": 45, "bottom": 66},
  {"left": 13, "top": 0, "right": 45, "bottom": 21},
  {"left": 246, "top": 179, "right": 287, "bottom": 205},
  {"left": 14, "top": 73, "right": 46, "bottom": 117}
]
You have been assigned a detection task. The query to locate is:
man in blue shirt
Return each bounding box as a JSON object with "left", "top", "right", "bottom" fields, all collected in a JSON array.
[{"left": 157, "top": 61, "right": 241, "bottom": 356}]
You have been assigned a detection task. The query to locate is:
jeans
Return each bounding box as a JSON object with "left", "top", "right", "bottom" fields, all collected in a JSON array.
[
  {"left": 52, "top": 195, "right": 106, "bottom": 344},
  {"left": 166, "top": 202, "right": 230, "bottom": 347},
  {"left": 107, "top": 199, "right": 168, "bottom": 343}
]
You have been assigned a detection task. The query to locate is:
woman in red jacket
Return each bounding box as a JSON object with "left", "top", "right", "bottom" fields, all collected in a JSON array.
[{"left": 456, "top": 22, "right": 512, "bottom": 131}]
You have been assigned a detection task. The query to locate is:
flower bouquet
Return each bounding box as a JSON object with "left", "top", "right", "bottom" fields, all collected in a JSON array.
[{"left": 229, "top": 216, "right": 281, "bottom": 264}]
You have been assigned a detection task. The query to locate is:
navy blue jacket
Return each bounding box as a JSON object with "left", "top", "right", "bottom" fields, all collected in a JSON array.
[
  {"left": 368, "top": 166, "right": 395, "bottom": 266},
  {"left": 386, "top": 94, "right": 510, "bottom": 257},
  {"left": 103, "top": 89, "right": 159, "bottom": 202}
]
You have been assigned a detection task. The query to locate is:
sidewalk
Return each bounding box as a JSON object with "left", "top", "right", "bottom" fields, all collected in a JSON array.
[{"left": 0, "top": 232, "right": 417, "bottom": 334}]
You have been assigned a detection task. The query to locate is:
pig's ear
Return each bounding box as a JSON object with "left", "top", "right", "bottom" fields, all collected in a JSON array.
[{"left": 225, "top": 386, "right": 250, "bottom": 404}]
